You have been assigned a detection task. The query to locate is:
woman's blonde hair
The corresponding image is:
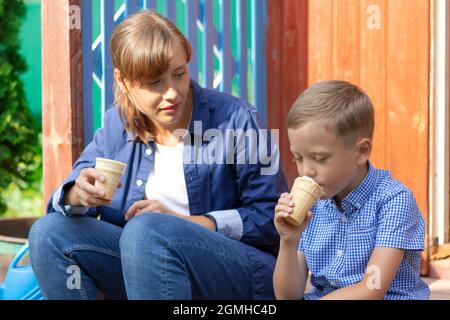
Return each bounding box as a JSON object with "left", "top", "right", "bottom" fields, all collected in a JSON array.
[
  {"left": 287, "top": 80, "right": 375, "bottom": 145},
  {"left": 110, "top": 10, "right": 192, "bottom": 142}
]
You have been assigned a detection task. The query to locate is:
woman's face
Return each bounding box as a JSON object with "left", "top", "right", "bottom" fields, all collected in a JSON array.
[{"left": 119, "top": 43, "right": 191, "bottom": 131}]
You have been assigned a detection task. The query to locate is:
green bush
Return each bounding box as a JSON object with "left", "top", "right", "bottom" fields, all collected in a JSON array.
[{"left": 0, "top": 0, "right": 41, "bottom": 215}]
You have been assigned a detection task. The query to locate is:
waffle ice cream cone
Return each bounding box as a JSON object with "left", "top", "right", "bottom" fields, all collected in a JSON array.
[
  {"left": 94, "top": 158, "right": 127, "bottom": 200},
  {"left": 284, "top": 176, "right": 324, "bottom": 226}
]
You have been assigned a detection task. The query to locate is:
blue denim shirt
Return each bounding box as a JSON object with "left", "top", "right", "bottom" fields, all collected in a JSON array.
[{"left": 48, "top": 80, "right": 289, "bottom": 298}]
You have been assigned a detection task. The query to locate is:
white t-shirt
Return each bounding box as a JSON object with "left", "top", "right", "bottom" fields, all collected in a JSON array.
[{"left": 145, "top": 142, "right": 190, "bottom": 216}]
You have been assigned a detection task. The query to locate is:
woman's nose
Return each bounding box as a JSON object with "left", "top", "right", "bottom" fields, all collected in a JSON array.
[{"left": 163, "top": 85, "right": 178, "bottom": 101}]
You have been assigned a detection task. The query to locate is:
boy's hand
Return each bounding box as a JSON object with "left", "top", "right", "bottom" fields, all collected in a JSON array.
[{"left": 274, "top": 193, "right": 313, "bottom": 246}]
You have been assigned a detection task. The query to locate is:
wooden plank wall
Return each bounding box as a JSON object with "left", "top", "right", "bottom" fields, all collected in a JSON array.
[
  {"left": 266, "top": 0, "right": 430, "bottom": 273},
  {"left": 42, "top": 0, "right": 84, "bottom": 210},
  {"left": 266, "top": 0, "right": 308, "bottom": 184}
]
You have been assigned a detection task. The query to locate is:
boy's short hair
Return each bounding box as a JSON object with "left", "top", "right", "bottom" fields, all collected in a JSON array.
[{"left": 286, "top": 80, "right": 375, "bottom": 145}]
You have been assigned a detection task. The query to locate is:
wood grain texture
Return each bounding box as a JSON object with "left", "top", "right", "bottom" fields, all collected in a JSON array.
[
  {"left": 42, "top": 0, "right": 84, "bottom": 211},
  {"left": 266, "top": 0, "right": 308, "bottom": 187}
]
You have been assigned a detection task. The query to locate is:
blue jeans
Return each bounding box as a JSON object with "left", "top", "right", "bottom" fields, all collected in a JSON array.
[{"left": 28, "top": 212, "right": 275, "bottom": 300}]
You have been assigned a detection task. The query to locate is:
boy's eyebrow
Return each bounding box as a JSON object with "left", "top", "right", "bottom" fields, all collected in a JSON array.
[
  {"left": 172, "top": 64, "right": 187, "bottom": 71},
  {"left": 310, "top": 152, "right": 331, "bottom": 156},
  {"left": 290, "top": 149, "right": 330, "bottom": 157}
]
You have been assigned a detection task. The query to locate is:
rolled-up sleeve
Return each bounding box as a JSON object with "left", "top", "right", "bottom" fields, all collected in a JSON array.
[
  {"left": 51, "top": 185, "right": 66, "bottom": 214},
  {"left": 207, "top": 209, "right": 243, "bottom": 240},
  {"left": 46, "top": 112, "right": 108, "bottom": 215}
]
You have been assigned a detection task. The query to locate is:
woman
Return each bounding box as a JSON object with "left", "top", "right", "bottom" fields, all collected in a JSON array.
[{"left": 29, "top": 10, "right": 288, "bottom": 300}]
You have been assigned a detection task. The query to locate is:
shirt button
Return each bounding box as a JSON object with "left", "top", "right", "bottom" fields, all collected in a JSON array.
[
  {"left": 330, "top": 281, "right": 336, "bottom": 287},
  {"left": 336, "top": 250, "right": 343, "bottom": 257},
  {"left": 340, "top": 215, "right": 347, "bottom": 223},
  {"left": 145, "top": 148, "right": 152, "bottom": 156},
  {"left": 136, "top": 179, "right": 143, "bottom": 187}
]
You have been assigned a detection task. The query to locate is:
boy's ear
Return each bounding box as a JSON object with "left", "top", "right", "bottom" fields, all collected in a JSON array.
[{"left": 355, "top": 138, "right": 372, "bottom": 165}]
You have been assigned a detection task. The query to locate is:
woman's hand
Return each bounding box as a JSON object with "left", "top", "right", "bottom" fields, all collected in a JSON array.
[
  {"left": 63, "top": 168, "right": 122, "bottom": 208},
  {"left": 125, "top": 200, "right": 216, "bottom": 231},
  {"left": 274, "top": 193, "right": 312, "bottom": 247},
  {"left": 125, "top": 199, "right": 179, "bottom": 221}
]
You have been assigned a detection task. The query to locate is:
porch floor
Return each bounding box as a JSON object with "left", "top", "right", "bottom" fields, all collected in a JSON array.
[{"left": 423, "top": 277, "right": 450, "bottom": 300}]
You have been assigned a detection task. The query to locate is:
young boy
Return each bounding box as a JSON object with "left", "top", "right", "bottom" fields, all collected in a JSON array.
[{"left": 273, "top": 80, "right": 430, "bottom": 300}]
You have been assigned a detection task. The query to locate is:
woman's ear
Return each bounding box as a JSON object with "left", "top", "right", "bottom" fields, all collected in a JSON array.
[
  {"left": 356, "top": 138, "right": 372, "bottom": 165},
  {"left": 114, "top": 68, "right": 126, "bottom": 92}
]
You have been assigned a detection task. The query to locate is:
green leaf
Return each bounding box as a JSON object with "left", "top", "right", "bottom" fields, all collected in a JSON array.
[{"left": 0, "top": 0, "right": 41, "bottom": 215}]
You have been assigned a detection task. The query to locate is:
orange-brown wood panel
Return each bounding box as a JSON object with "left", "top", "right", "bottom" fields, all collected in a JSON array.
[
  {"left": 308, "top": 0, "right": 333, "bottom": 82},
  {"left": 266, "top": 0, "right": 430, "bottom": 273},
  {"left": 359, "top": 0, "right": 387, "bottom": 169},
  {"left": 385, "top": 0, "right": 430, "bottom": 274},
  {"left": 332, "top": 0, "right": 361, "bottom": 82},
  {"left": 42, "top": 0, "right": 84, "bottom": 213},
  {"left": 266, "top": 0, "right": 308, "bottom": 187}
]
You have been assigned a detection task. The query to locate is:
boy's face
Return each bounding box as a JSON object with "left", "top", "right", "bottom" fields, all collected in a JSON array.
[{"left": 288, "top": 121, "right": 371, "bottom": 202}]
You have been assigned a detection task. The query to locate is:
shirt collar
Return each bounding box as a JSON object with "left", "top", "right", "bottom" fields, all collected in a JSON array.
[
  {"left": 126, "top": 79, "right": 210, "bottom": 142},
  {"left": 327, "top": 161, "right": 378, "bottom": 213}
]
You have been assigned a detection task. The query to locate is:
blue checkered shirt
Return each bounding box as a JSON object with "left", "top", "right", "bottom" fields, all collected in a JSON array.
[{"left": 299, "top": 162, "right": 430, "bottom": 300}]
